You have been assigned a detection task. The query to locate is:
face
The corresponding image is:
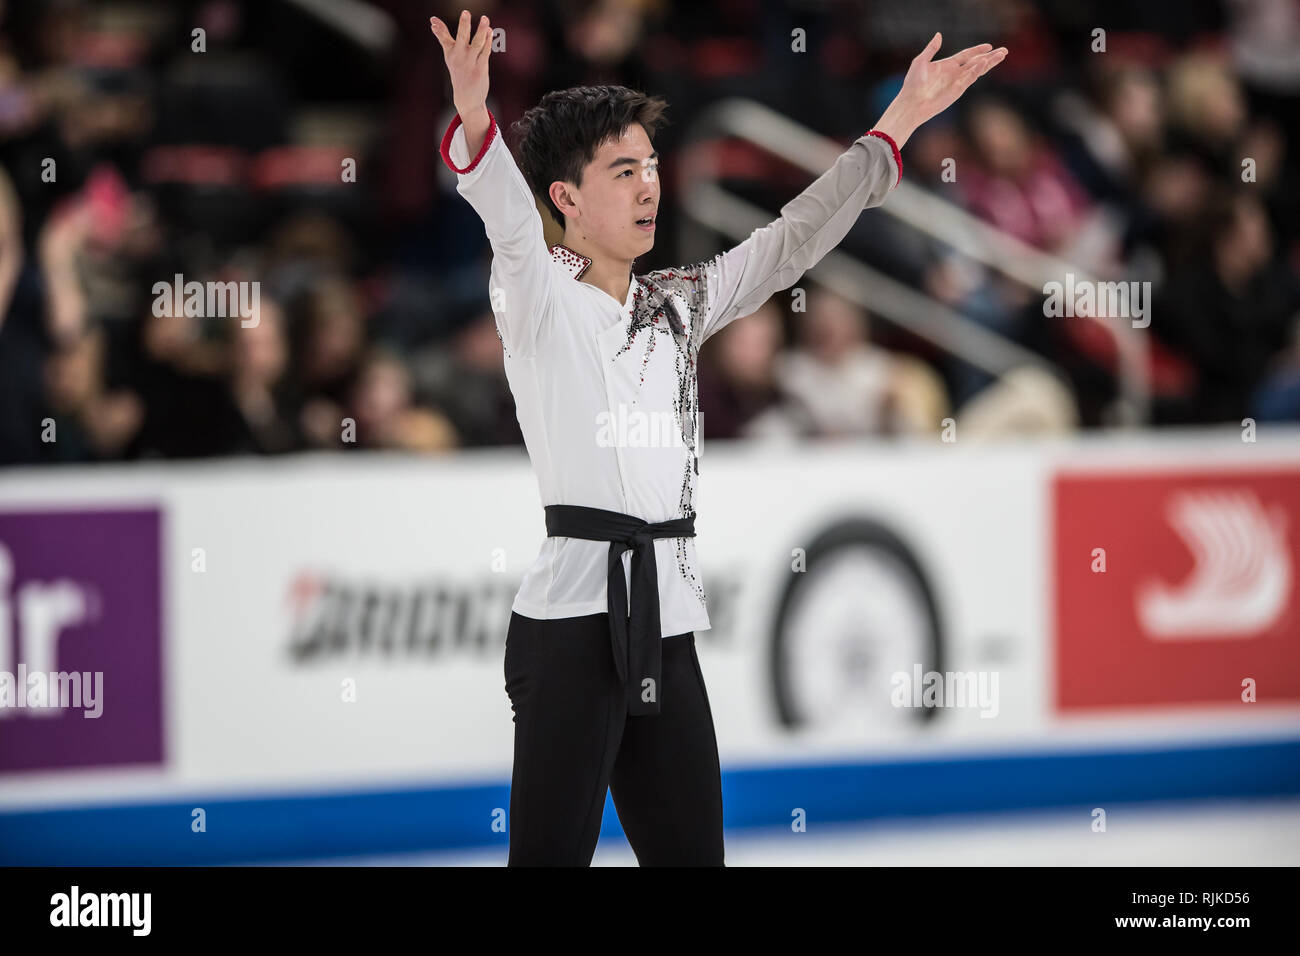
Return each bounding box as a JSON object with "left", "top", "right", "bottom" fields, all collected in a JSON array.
[
  {"left": 973, "top": 103, "right": 1029, "bottom": 176},
  {"left": 1229, "top": 196, "right": 1272, "bottom": 270},
  {"left": 1110, "top": 71, "right": 1162, "bottom": 147},
  {"left": 353, "top": 356, "right": 410, "bottom": 430},
  {"left": 304, "top": 297, "right": 363, "bottom": 383},
  {"left": 551, "top": 123, "right": 660, "bottom": 261},
  {"left": 804, "top": 291, "right": 866, "bottom": 361},
  {"left": 719, "top": 301, "right": 781, "bottom": 386}
]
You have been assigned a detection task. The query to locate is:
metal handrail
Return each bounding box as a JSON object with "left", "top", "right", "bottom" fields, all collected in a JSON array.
[{"left": 677, "top": 98, "right": 1151, "bottom": 424}]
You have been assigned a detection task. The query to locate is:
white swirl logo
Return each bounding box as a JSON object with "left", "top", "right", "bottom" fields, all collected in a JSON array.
[{"left": 1137, "top": 491, "right": 1290, "bottom": 639}]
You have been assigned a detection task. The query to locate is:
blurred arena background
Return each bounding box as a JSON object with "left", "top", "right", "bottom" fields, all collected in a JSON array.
[{"left": 0, "top": 0, "right": 1297, "bottom": 866}]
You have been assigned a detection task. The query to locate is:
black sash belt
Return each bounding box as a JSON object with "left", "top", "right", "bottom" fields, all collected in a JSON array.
[{"left": 544, "top": 504, "right": 696, "bottom": 716}]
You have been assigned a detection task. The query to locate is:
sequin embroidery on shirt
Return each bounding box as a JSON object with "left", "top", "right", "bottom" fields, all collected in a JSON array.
[
  {"left": 637, "top": 262, "right": 714, "bottom": 608},
  {"left": 545, "top": 242, "right": 716, "bottom": 611}
]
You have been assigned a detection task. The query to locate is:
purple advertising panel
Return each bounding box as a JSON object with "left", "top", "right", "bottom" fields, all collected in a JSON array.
[{"left": 0, "top": 508, "right": 164, "bottom": 774}]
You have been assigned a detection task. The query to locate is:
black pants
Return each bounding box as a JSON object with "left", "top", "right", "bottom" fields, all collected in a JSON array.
[{"left": 503, "top": 610, "right": 725, "bottom": 866}]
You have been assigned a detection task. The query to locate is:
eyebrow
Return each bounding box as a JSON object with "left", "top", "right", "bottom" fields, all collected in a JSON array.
[{"left": 607, "top": 151, "right": 659, "bottom": 170}]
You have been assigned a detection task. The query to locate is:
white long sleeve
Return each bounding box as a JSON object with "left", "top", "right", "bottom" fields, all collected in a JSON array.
[{"left": 441, "top": 110, "right": 554, "bottom": 358}]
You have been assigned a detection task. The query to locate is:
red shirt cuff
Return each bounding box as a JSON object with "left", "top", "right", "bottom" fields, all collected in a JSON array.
[
  {"left": 864, "top": 129, "right": 902, "bottom": 189},
  {"left": 440, "top": 109, "right": 498, "bottom": 175}
]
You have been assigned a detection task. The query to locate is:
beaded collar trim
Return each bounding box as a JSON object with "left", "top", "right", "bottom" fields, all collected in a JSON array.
[{"left": 548, "top": 243, "right": 593, "bottom": 280}]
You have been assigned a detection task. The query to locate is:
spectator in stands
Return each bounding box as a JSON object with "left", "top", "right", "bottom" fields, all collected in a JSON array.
[
  {"left": 0, "top": 166, "right": 45, "bottom": 465},
  {"left": 412, "top": 308, "right": 524, "bottom": 447},
  {"left": 127, "top": 295, "right": 239, "bottom": 459},
  {"left": 1166, "top": 52, "right": 1250, "bottom": 171},
  {"left": 346, "top": 347, "right": 457, "bottom": 452},
  {"left": 777, "top": 288, "right": 947, "bottom": 438},
  {"left": 1252, "top": 324, "right": 1300, "bottom": 422},
  {"left": 959, "top": 95, "right": 1094, "bottom": 257},
  {"left": 226, "top": 296, "right": 302, "bottom": 455},
  {"left": 2, "top": 0, "right": 1296, "bottom": 463},
  {"left": 295, "top": 275, "right": 367, "bottom": 448},
  {"left": 1225, "top": 0, "right": 1300, "bottom": 249},
  {"left": 1128, "top": 148, "right": 1216, "bottom": 274},
  {"left": 1154, "top": 191, "right": 1300, "bottom": 423},
  {"left": 696, "top": 300, "right": 805, "bottom": 440},
  {"left": 1055, "top": 64, "right": 1165, "bottom": 209},
  {"left": 42, "top": 323, "right": 142, "bottom": 461}
]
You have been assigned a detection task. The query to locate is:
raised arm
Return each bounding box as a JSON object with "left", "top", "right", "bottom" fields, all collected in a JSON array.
[
  {"left": 683, "top": 33, "right": 1007, "bottom": 346},
  {"left": 431, "top": 12, "right": 554, "bottom": 358}
]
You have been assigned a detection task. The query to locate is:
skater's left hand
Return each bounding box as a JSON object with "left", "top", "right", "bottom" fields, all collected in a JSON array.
[{"left": 873, "top": 34, "right": 1007, "bottom": 149}]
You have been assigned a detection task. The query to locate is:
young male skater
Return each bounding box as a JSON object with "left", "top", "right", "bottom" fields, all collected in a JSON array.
[{"left": 430, "top": 9, "right": 1006, "bottom": 866}]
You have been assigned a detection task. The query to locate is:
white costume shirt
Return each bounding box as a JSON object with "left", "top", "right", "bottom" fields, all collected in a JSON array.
[{"left": 441, "top": 110, "right": 901, "bottom": 638}]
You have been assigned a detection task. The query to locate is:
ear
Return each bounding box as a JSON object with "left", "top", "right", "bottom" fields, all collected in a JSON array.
[
  {"left": 549, "top": 181, "right": 580, "bottom": 222},
  {"left": 534, "top": 194, "right": 563, "bottom": 246}
]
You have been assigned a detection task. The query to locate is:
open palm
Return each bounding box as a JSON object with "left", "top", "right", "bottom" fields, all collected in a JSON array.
[{"left": 903, "top": 33, "right": 1007, "bottom": 123}]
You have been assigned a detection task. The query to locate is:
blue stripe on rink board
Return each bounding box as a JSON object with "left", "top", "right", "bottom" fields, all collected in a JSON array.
[{"left": 3, "top": 738, "right": 1298, "bottom": 865}]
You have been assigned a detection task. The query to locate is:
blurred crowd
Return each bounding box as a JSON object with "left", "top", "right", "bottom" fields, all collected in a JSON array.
[{"left": 1, "top": 0, "right": 1298, "bottom": 466}]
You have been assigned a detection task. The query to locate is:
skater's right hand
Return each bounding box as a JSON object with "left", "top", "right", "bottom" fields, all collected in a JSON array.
[{"left": 429, "top": 10, "right": 493, "bottom": 118}]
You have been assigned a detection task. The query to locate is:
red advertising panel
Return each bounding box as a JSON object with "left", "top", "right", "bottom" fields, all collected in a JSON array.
[{"left": 1054, "top": 468, "right": 1300, "bottom": 711}]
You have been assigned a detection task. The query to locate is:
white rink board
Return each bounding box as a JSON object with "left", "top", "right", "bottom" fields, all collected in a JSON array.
[{"left": 1, "top": 427, "right": 1298, "bottom": 811}]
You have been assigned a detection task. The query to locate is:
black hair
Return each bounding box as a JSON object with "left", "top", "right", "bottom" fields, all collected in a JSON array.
[{"left": 509, "top": 84, "right": 669, "bottom": 226}]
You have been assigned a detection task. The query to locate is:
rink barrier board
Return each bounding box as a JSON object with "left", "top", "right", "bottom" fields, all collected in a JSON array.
[{"left": 2, "top": 736, "right": 1297, "bottom": 865}]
